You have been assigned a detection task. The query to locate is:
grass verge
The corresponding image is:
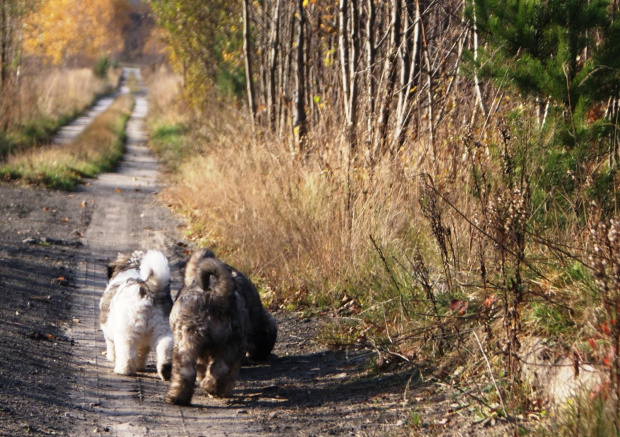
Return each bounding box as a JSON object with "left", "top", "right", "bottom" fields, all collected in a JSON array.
[
  {"left": 0, "top": 68, "right": 121, "bottom": 160},
  {"left": 0, "top": 94, "right": 133, "bottom": 190},
  {"left": 147, "top": 72, "right": 620, "bottom": 433}
]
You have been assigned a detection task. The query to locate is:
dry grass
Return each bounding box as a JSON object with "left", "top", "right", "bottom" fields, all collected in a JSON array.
[
  {"left": 148, "top": 74, "right": 619, "bottom": 433},
  {"left": 1, "top": 93, "right": 133, "bottom": 190},
  {"left": 145, "top": 68, "right": 183, "bottom": 122},
  {"left": 1, "top": 67, "right": 121, "bottom": 158},
  {"left": 18, "top": 68, "right": 120, "bottom": 121},
  {"left": 157, "top": 99, "right": 422, "bottom": 311}
]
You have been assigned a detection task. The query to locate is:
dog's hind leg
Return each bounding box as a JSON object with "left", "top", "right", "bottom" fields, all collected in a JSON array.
[
  {"left": 153, "top": 333, "right": 173, "bottom": 381},
  {"left": 166, "top": 344, "right": 198, "bottom": 405},
  {"left": 201, "top": 359, "right": 238, "bottom": 397},
  {"left": 105, "top": 339, "right": 115, "bottom": 362},
  {"left": 113, "top": 339, "right": 138, "bottom": 376},
  {"left": 196, "top": 359, "right": 206, "bottom": 385},
  {"left": 136, "top": 345, "right": 150, "bottom": 372}
]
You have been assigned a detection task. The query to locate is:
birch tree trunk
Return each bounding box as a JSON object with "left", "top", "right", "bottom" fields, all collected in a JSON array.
[
  {"left": 365, "top": 0, "right": 376, "bottom": 153},
  {"left": 339, "top": 0, "right": 350, "bottom": 124},
  {"left": 339, "top": 0, "right": 360, "bottom": 149},
  {"left": 373, "top": 0, "right": 401, "bottom": 161},
  {"left": 471, "top": 0, "right": 487, "bottom": 118},
  {"left": 393, "top": 0, "right": 421, "bottom": 152},
  {"left": 293, "top": 0, "right": 307, "bottom": 152},
  {"left": 242, "top": 0, "right": 257, "bottom": 125},
  {"left": 268, "top": 0, "right": 281, "bottom": 133}
]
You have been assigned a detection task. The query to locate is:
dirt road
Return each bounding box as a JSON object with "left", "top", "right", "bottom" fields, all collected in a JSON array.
[{"left": 0, "top": 69, "right": 471, "bottom": 436}]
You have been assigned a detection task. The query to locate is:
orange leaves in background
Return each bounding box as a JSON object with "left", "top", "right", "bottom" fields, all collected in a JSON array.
[{"left": 23, "top": 0, "right": 130, "bottom": 65}]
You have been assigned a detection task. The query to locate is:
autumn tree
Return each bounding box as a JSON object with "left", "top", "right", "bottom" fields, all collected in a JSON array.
[
  {"left": 147, "top": 0, "right": 473, "bottom": 165},
  {"left": 23, "top": 0, "right": 130, "bottom": 65},
  {"left": 146, "top": 0, "right": 241, "bottom": 106},
  {"left": 0, "top": 0, "right": 39, "bottom": 129}
]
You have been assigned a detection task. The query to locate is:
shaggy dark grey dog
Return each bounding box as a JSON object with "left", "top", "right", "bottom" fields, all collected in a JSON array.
[
  {"left": 166, "top": 255, "right": 249, "bottom": 405},
  {"left": 183, "top": 249, "right": 278, "bottom": 361}
]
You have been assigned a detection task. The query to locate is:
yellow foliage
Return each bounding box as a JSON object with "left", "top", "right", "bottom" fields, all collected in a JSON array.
[{"left": 23, "top": 0, "right": 130, "bottom": 65}]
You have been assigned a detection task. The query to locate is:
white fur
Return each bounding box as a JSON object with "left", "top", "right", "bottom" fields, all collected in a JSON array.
[
  {"left": 100, "top": 250, "right": 173, "bottom": 381},
  {"left": 140, "top": 250, "right": 171, "bottom": 287}
]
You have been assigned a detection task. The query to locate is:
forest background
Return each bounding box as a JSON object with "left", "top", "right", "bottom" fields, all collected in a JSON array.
[{"left": 2, "top": 0, "right": 620, "bottom": 434}]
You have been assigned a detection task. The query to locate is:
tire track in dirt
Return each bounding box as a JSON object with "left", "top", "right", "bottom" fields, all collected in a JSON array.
[{"left": 64, "top": 68, "right": 261, "bottom": 436}]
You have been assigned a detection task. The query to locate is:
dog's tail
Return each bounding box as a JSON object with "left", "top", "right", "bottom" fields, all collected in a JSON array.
[
  {"left": 195, "top": 257, "right": 235, "bottom": 306},
  {"left": 184, "top": 248, "right": 216, "bottom": 286},
  {"left": 140, "top": 250, "right": 171, "bottom": 294}
]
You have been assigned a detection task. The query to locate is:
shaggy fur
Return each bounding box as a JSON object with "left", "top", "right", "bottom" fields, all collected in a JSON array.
[
  {"left": 99, "top": 250, "right": 173, "bottom": 381},
  {"left": 166, "top": 256, "right": 249, "bottom": 405},
  {"left": 183, "top": 249, "right": 278, "bottom": 361}
]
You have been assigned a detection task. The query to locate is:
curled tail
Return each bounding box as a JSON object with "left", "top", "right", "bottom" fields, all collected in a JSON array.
[
  {"left": 195, "top": 258, "right": 234, "bottom": 306},
  {"left": 184, "top": 248, "right": 216, "bottom": 286},
  {"left": 140, "top": 250, "right": 171, "bottom": 294}
]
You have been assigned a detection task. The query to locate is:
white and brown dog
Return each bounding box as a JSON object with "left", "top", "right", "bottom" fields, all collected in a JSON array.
[{"left": 99, "top": 250, "right": 173, "bottom": 381}]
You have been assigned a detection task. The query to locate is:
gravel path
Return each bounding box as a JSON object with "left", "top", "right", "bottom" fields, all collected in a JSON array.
[{"left": 64, "top": 71, "right": 261, "bottom": 436}]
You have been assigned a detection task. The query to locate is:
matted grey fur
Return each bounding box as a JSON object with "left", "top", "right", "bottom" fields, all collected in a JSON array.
[
  {"left": 166, "top": 256, "right": 249, "bottom": 405},
  {"left": 184, "top": 248, "right": 277, "bottom": 361}
]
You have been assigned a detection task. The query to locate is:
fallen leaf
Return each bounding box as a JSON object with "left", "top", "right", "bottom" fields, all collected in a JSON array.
[
  {"left": 458, "top": 302, "right": 469, "bottom": 316},
  {"left": 449, "top": 299, "right": 468, "bottom": 315},
  {"left": 115, "top": 188, "right": 122, "bottom": 193},
  {"left": 449, "top": 299, "right": 463, "bottom": 311},
  {"left": 484, "top": 295, "right": 496, "bottom": 308},
  {"left": 589, "top": 338, "right": 597, "bottom": 350},
  {"left": 601, "top": 322, "right": 611, "bottom": 336}
]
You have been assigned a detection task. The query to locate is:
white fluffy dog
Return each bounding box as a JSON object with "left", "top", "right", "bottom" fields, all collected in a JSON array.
[{"left": 99, "top": 250, "right": 173, "bottom": 381}]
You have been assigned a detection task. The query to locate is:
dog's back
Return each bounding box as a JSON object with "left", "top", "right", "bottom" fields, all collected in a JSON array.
[
  {"left": 100, "top": 250, "right": 172, "bottom": 325},
  {"left": 180, "top": 249, "right": 277, "bottom": 361},
  {"left": 171, "top": 257, "right": 243, "bottom": 342}
]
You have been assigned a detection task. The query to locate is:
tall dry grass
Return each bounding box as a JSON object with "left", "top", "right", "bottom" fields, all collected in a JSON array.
[
  {"left": 18, "top": 68, "right": 120, "bottom": 121},
  {"left": 156, "top": 95, "right": 424, "bottom": 309},
  {"left": 148, "top": 71, "right": 620, "bottom": 431},
  {"left": 144, "top": 68, "right": 183, "bottom": 122},
  {"left": 1, "top": 93, "right": 133, "bottom": 190},
  {"left": 1, "top": 67, "right": 121, "bottom": 158}
]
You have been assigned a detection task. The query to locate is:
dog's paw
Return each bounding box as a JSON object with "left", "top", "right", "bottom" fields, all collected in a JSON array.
[
  {"left": 114, "top": 364, "right": 136, "bottom": 376},
  {"left": 165, "top": 394, "right": 190, "bottom": 406},
  {"left": 159, "top": 363, "right": 172, "bottom": 381}
]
